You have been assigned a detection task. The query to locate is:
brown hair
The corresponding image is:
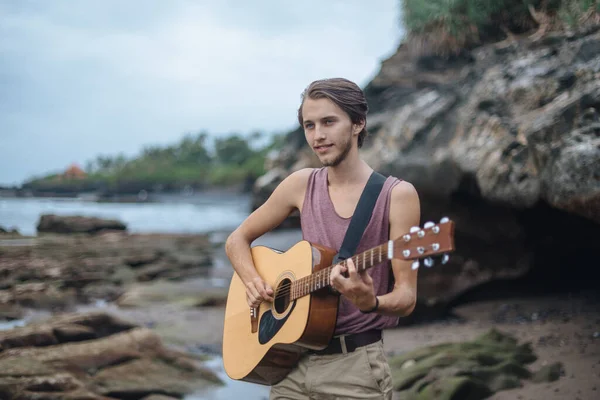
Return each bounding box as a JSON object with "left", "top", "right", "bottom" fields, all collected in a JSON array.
[{"left": 297, "top": 78, "right": 369, "bottom": 148}]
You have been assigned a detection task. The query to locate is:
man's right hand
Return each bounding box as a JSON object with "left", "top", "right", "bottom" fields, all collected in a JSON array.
[{"left": 245, "top": 277, "right": 274, "bottom": 308}]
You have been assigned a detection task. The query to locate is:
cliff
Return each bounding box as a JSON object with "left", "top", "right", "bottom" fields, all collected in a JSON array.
[{"left": 253, "top": 25, "right": 600, "bottom": 315}]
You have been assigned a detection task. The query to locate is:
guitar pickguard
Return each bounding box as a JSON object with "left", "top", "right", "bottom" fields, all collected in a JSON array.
[{"left": 258, "top": 302, "right": 296, "bottom": 344}]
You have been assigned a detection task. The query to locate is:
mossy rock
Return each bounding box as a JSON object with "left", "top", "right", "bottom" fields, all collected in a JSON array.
[{"left": 390, "top": 329, "right": 557, "bottom": 399}]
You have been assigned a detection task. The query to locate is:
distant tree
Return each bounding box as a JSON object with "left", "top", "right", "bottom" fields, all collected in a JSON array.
[
  {"left": 176, "top": 132, "right": 212, "bottom": 165},
  {"left": 214, "top": 134, "right": 254, "bottom": 165}
]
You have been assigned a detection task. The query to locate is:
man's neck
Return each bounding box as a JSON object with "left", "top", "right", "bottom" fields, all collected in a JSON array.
[{"left": 326, "top": 151, "right": 372, "bottom": 187}]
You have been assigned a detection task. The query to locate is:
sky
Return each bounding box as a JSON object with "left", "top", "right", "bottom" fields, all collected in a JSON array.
[{"left": 0, "top": 0, "right": 403, "bottom": 185}]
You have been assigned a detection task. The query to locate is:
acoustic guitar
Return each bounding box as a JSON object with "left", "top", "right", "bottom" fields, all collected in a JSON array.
[{"left": 222, "top": 218, "right": 455, "bottom": 385}]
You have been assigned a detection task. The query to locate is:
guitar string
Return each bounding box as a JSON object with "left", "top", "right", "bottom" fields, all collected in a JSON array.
[
  {"left": 259, "top": 229, "right": 445, "bottom": 303},
  {"left": 270, "top": 245, "right": 441, "bottom": 301},
  {"left": 273, "top": 246, "right": 387, "bottom": 299},
  {"left": 270, "top": 246, "right": 388, "bottom": 301},
  {"left": 272, "top": 249, "right": 378, "bottom": 299}
]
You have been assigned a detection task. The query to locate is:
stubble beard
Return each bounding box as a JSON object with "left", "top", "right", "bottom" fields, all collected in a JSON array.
[{"left": 320, "top": 135, "right": 352, "bottom": 167}]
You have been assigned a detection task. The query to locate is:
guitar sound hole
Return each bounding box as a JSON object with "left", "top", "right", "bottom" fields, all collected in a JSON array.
[{"left": 274, "top": 278, "right": 291, "bottom": 314}]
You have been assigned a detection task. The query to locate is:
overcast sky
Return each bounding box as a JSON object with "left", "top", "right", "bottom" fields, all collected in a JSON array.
[{"left": 0, "top": 0, "right": 403, "bottom": 185}]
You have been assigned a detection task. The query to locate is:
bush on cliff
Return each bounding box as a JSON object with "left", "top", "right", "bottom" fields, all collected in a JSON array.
[{"left": 401, "top": 0, "right": 600, "bottom": 55}]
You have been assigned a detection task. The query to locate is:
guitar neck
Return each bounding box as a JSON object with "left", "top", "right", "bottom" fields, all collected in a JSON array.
[{"left": 290, "top": 242, "right": 390, "bottom": 300}]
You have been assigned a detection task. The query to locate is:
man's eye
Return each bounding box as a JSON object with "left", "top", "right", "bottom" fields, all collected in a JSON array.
[
  {"left": 305, "top": 123, "right": 314, "bottom": 129},
  {"left": 325, "top": 119, "right": 333, "bottom": 125}
]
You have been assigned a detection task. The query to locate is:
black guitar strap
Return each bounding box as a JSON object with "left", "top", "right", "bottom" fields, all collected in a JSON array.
[{"left": 333, "top": 171, "right": 387, "bottom": 264}]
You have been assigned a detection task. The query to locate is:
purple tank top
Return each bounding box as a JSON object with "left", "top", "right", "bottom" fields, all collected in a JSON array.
[{"left": 300, "top": 168, "right": 401, "bottom": 335}]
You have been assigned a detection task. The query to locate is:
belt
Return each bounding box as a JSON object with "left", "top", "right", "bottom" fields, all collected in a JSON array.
[{"left": 310, "top": 329, "right": 382, "bottom": 355}]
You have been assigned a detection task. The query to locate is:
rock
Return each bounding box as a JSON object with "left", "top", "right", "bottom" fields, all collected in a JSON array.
[
  {"left": 11, "top": 283, "right": 78, "bottom": 310},
  {"left": 0, "top": 312, "right": 136, "bottom": 350},
  {"left": 37, "top": 214, "right": 127, "bottom": 234},
  {"left": 0, "top": 312, "right": 221, "bottom": 400},
  {"left": 0, "top": 304, "right": 24, "bottom": 321},
  {"left": 141, "top": 396, "right": 179, "bottom": 400},
  {"left": 389, "top": 329, "right": 552, "bottom": 399},
  {"left": 91, "top": 358, "right": 220, "bottom": 398},
  {"left": 116, "top": 280, "right": 227, "bottom": 308},
  {"left": 124, "top": 251, "right": 162, "bottom": 267},
  {"left": 0, "top": 226, "right": 20, "bottom": 236},
  {"left": 141, "top": 396, "right": 180, "bottom": 400},
  {"left": 253, "top": 27, "right": 600, "bottom": 312},
  {"left": 0, "top": 233, "right": 214, "bottom": 310},
  {"left": 532, "top": 362, "right": 564, "bottom": 383}
]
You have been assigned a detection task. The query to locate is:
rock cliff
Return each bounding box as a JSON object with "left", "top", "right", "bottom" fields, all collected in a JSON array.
[{"left": 254, "top": 26, "right": 600, "bottom": 314}]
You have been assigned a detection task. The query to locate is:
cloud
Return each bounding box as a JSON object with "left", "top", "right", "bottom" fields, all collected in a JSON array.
[{"left": 0, "top": 0, "right": 402, "bottom": 185}]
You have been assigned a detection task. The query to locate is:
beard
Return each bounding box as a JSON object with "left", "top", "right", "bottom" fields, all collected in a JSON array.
[{"left": 320, "top": 135, "right": 352, "bottom": 167}]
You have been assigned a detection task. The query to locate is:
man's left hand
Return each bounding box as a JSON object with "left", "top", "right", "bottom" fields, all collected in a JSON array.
[{"left": 330, "top": 258, "right": 377, "bottom": 312}]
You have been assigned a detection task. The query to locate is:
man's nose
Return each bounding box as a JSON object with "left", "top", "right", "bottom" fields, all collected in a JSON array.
[{"left": 315, "top": 124, "right": 326, "bottom": 139}]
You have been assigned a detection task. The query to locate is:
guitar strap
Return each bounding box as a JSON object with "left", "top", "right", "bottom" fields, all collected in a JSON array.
[{"left": 333, "top": 171, "right": 387, "bottom": 264}]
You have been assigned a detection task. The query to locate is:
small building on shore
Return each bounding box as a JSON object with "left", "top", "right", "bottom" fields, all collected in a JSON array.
[{"left": 63, "top": 164, "right": 87, "bottom": 180}]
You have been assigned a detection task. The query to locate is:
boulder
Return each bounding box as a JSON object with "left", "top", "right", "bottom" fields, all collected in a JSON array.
[
  {"left": 37, "top": 214, "right": 127, "bottom": 234},
  {"left": 0, "top": 311, "right": 222, "bottom": 400},
  {"left": 389, "top": 329, "right": 563, "bottom": 399}
]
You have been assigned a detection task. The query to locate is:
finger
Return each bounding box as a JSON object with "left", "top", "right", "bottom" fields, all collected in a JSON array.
[
  {"left": 259, "top": 281, "right": 274, "bottom": 302},
  {"left": 330, "top": 264, "right": 343, "bottom": 286},
  {"left": 247, "top": 293, "right": 257, "bottom": 308},
  {"left": 359, "top": 269, "right": 373, "bottom": 285},
  {"left": 346, "top": 258, "right": 358, "bottom": 279},
  {"left": 246, "top": 283, "right": 262, "bottom": 303}
]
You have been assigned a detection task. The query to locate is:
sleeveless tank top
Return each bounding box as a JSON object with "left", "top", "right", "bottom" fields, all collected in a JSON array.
[{"left": 300, "top": 167, "right": 401, "bottom": 335}]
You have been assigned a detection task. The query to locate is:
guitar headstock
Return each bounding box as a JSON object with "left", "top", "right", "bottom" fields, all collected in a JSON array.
[{"left": 393, "top": 217, "right": 455, "bottom": 270}]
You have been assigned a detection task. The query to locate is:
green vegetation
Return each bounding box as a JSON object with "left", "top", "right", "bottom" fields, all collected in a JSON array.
[
  {"left": 401, "top": 0, "right": 599, "bottom": 55},
  {"left": 24, "top": 131, "right": 286, "bottom": 194}
]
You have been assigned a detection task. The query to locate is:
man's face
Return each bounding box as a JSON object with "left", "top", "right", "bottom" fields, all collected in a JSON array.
[{"left": 301, "top": 97, "right": 357, "bottom": 167}]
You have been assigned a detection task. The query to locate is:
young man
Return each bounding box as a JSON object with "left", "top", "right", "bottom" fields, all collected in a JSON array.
[{"left": 225, "top": 78, "right": 420, "bottom": 399}]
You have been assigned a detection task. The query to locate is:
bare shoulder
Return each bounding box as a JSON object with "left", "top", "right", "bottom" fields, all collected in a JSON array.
[
  {"left": 283, "top": 168, "right": 314, "bottom": 188},
  {"left": 232, "top": 168, "right": 316, "bottom": 242},
  {"left": 390, "top": 180, "right": 419, "bottom": 206},
  {"left": 265, "top": 167, "right": 315, "bottom": 211},
  {"left": 389, "top": 180, "right": 420, "bottom": 231}
]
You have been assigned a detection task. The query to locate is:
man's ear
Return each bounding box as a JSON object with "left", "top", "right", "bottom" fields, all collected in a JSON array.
[{"left": 353, "top": 120, "right": 365, "bottom": 135}]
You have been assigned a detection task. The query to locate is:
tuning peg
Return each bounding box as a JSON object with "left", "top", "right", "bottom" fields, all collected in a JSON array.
[
  {"left": 411, "top": 260, "right": 420, "bottom": 270},
  {"left": 424, "top": 257, "right": 434, "bottom": 267},
  {"left": 440, "top": 217, "right": 449, "bottom": 223},
  {"left": 423, "top": 221, "right": 435, "bottom": 229},
  {"left": 409, "top": 226, "right": 420, "bottom": 233},
  {"left": 441, "top": 254, "right": 450, "bottom": 264}
]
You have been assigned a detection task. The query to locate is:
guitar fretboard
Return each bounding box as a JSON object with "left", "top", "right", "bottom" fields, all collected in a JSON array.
[{"left": 289, "top": 242, "right": 389, "bottom": 300}]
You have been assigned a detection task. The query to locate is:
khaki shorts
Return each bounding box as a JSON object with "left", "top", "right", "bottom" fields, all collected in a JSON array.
[{"left": 270, "top": 340, "right": 393, "bottom": 400}]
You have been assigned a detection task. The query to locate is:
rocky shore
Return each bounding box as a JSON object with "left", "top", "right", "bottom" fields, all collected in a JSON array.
[
  {"left": 1, "top": 215, "right": 599, "bottom": 399},
  {"left": 0, "top": 218, "right": 217, "bottom": 321}
]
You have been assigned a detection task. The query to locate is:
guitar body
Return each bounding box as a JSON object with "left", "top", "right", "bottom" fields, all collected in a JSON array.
[{"left": 222, "top": 240, "right": 339, "bottom": 385}]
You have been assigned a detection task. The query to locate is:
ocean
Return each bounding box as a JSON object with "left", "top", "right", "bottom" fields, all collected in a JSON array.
[{"left": 0, "top": 192, "right": 253, "bottom": 236}]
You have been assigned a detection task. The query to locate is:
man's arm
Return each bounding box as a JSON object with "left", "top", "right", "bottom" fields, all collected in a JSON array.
[
  {"left": 225, "top": 168, "right": 313, "bottom": 308},
  {"left": 329, "top": 180, "right": 421, "bottom": 316},
  {"left": 376, "top": 180, "right": 420, "bottom": 316}
]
